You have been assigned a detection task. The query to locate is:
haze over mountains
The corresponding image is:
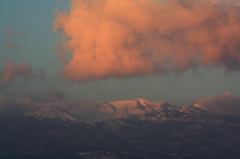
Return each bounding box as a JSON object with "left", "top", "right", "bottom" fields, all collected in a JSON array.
[{"left": 1, "top": 98, "right": 240, "bottom": 159}]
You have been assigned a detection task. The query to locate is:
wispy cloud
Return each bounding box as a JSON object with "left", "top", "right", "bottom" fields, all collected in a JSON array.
[
  {"left": 55, "top": 0, "right": 240, "bottom": 82},
  {"left": 4, "top": 42, "right": 21, "bottom": 50},
  {"left": 194, "top": 92, "right": 240, "bottom": 115},
  {"left": 48, "top": 88, "right": 66, "bottom": 101},
  {"left": 38, "top": 69, "right": 47, "bottom": 79},
  {"left": 22, "top": 88, "right": 66, "bottom": 104},
  {"left": 0, "top": 61, "right": 34, "bottom": 85},
  {"left": 5, "top": 27, "right": 21, "bottom": 39},
  {"left": 0, "top": 97, "right": 36, "bottom": 115}
]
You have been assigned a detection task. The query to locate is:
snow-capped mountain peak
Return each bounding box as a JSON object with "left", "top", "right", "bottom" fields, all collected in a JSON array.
[
  {"left": 102, "top": 98, "right": 179, "bottom": 119},
  {"left": 110, "top": 98, "right": 160, "bottom": 108},
  {"left": 24, "top": 105, "right": 78, "bottom": 121}
]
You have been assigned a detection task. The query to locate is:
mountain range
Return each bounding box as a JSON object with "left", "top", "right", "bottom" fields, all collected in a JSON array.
[
  {"left": 1, "top": 98, "right": 240, "bottom": 159},
  {"left": 24, "top": 98, "right": 217, "bottom": 122}
]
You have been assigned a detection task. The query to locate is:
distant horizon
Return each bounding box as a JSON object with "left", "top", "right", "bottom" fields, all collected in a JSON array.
[{"left": 1, "top": 92, "right": 240, "bottom": 117}]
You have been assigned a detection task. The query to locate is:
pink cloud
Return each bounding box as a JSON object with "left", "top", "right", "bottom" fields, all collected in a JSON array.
[{"left": 54, "top": 0, "right": 240, "bottom": 82}]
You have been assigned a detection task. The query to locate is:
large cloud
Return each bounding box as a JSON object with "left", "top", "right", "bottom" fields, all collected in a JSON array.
[
  {"left": 0, "top": 61, "right": 34, "bottom": 85},
  {"left": 194, "top": 92, "right": 240, "bottom": 115},
  {"left": 54, "top": 0, "right": 240, "bottom": 82}
]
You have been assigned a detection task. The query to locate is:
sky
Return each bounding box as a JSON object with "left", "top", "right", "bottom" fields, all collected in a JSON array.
[{"left": 1, "top": 0, "right": 240, "bottom": 113}]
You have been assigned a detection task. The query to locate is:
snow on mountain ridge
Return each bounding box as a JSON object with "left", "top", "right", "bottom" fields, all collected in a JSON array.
[
  {"left": 107, "top": 98, "right": 180, "bottom": 119},
  {"left": 68, "top": 98, "right": 179, "bottom": 122},
  {"left": 24, "top": 105, "right": 78, "bottom": 121},
  {"left": 105, "top": 98, "right": 216, "bottom": 121},
  {"left": 22, "top": 98, "right": 216, "bottom": 122},
  {"left": 110, "top": 98, "right": 163, "bottom": 109}
]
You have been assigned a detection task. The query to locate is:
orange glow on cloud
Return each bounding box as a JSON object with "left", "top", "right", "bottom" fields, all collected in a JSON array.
[{"left": 54, "top": 0, "right": 240, "bottom": 82}]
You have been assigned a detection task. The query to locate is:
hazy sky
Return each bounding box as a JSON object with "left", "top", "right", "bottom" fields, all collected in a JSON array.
[{"left": 1, "top": 0, "right": 240, "bottom": 107}]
